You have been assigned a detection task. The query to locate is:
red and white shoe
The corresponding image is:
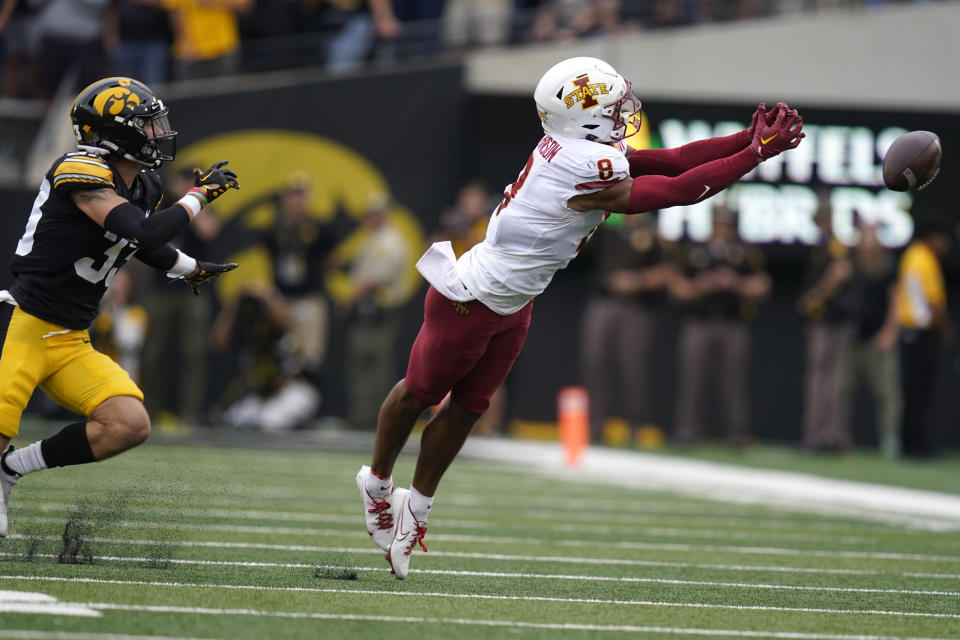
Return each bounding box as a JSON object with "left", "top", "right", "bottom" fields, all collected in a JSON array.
[
  {"left": 386, "top": 488, "right": 427, "bottom": 580},
  {"left": 356, "top": 465, "right": 399, "bottom": 551}
]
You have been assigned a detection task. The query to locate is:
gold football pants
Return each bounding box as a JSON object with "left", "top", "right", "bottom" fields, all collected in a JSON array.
[{"left": 0, "top": 303, "right": 143, "bottom": 438}]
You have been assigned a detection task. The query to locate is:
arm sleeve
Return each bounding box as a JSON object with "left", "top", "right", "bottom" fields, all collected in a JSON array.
[
  {"left": 627, "top": 147, "right": 758, "bottom": 213},
  {"left": 628, "top": 130, "right": 751, "bottom": 177},
  {"left": 134, "top": 243, "right": 180, "bottom": 271},
  {"left": 104, "top": 201, "right": 191, "bottom": 251}
]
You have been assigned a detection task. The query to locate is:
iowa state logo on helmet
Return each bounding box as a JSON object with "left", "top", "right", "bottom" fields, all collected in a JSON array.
[
  {"left": 93, "top": 79, "right": 141, "bottom": 117},
  {"left": 564, "top": 75, "right": 610, "bottom": 110}
]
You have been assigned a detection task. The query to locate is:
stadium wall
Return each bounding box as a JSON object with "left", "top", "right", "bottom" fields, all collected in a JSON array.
[
  {"left": 466, "top": 2, "right": 960, "bottom": 111},
  {"left": 2, "top": 56, "right": 957, "bottom": 448}
]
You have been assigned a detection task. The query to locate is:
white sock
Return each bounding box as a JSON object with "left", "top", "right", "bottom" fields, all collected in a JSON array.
[
  {"left": 365, "top": 467, "right": 393, "bottom": 498},
  {"left": 408, "top": 486, "right": 434, "bottom": 523},
  {"left": 4, "top": 442, "right": 47, "bottom": 476}
]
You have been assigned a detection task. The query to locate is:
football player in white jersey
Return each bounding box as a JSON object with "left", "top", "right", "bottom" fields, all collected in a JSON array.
[{"left": 357, "top": 57, "right": 805, "bottom": 579}]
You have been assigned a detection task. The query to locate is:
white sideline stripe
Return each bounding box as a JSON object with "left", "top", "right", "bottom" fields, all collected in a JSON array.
[
  {"left": 3, "top": 554, "right": 955, "bottom": 596},
  {"left": 459, "top": 439, "right": 960, "bottom": 531},
  {"left": 4, "top": 576, "right": 958, "bottom": 619},
  {"left": 17, "top": 534, "right": 955, "bottom": 563},
  {"left": 0, "top": 604, "right": 101, "bottom": 617},
  {"left": 0, "top": 591, "right": 100, "bottom": 618},
  {"left": 13, "top": 515, "right": 880, "bottom": 546},
  {"left": 4, "top": 551, "right": 939, "bottom": 579}
]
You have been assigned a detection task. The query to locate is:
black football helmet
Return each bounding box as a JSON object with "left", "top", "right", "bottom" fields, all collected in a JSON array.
[{"left": 70, "top": 77, "right": 177, "bottom": 168}]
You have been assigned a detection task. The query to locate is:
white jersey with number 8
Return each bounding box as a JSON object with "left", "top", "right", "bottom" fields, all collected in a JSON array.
[{"left": 451, "top": 134, "right": 629, "bottom": 315}]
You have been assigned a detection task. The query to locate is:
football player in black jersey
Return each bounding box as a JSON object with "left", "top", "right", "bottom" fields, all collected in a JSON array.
[{"left": 0, "top": 77, "right": 240, "bottom": 537}]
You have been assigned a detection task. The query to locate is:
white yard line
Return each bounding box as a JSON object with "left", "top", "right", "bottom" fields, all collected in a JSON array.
[
  {"left": 1, "top": 554, "right": 955, "bottom": 596},
  {"left": 9, "top": 534, "right": 960, "bottom": 563},
  {"left": 459, "top": 440, "right": 960, "bottom": 531},
  {"left": 2, "top": 576, "right": 957, "bottom": 619},
  {"left": 3, "top": 620, "right": 955, "bottom": 640},
  {"left": 11, "top": 514, "right": 887, "bottom": 546},
  {"left": 16, "top": 502, "right": 913, "bottom": 537},
  {"left": 8, "top": 551, "right": 952, "bottom": 578}
]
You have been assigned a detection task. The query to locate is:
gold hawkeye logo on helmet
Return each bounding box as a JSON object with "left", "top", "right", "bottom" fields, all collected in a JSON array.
[{"left": 93, "top": 87, "right": 141, "bottom": 117}]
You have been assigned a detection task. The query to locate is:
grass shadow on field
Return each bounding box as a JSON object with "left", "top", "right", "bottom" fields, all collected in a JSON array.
[
  {"left": 0, "top": 491, "right": 182, "bottom": 570},
  {"left": 313, "top": 551, "right": 361, "bottom": 581}
]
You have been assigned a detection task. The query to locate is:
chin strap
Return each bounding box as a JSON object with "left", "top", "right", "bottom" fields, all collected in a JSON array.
[{"left": 76, "top": 144, "right": 110, "bottom": 156}]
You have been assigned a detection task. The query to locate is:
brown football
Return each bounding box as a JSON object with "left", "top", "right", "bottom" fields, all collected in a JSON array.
[{"left": 882, "top": 130, "right": 942, "bottom": 192}]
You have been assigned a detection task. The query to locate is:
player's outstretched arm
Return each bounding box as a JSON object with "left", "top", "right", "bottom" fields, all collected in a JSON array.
[
  {"left": 627, "top": 130, "right": 752, "bottom": 178},
  {"left": 625, "top": 103, "right": 785, "bottom": 178},
  {"left": 72, "top": 160, "right": 239, "bottom": 251},
  {"left": 136, "top": 244, "right": 238, "bottom": 296},
  {"left": 181, "top": 261, "right": 239, "bottom": 296},
  {"left": 570, "top": 107, "right": 803, "bottom": 214}
]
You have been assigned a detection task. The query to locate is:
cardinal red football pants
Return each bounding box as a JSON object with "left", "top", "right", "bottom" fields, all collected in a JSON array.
[{"left": 404, "top": 286, "right": 532, "bottom": 414}]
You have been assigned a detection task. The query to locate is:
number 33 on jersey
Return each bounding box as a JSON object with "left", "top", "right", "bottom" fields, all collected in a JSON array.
[{"left": 7, "top": 150, "right": 163, "bottom": 330}]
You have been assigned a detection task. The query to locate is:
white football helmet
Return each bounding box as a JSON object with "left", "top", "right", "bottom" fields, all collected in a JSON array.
[{"left": 534, "top": 57, "right": 641, "bottom": 144}]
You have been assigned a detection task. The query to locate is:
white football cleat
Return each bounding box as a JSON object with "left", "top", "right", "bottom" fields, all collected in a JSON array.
[
  {"left": 356, "top": 465, "right": 397, "bottom": 551},
  {"left": 386, "top": 488, "right": 427, "bottom": 580},
  {"left": 0, "top": 447, "right": 20, "bottom": 538}
]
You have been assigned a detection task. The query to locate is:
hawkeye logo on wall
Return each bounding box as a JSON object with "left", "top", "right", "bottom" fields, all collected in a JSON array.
[
  {"left": 564, "top": 75, "right": 609, "bottom": 110},
  {"left": 176, "top": 130, "right": 425, "bottom": 305},
  {"left": 93, "top": 82, "right": 140, "bottom": 116}
]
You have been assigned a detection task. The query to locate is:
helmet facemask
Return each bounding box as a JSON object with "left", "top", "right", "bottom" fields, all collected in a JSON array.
[
  {"left": 71, "top": 77, "right": 178, "bottom": 169},
  {"left": 126, "top": 102, "right": 177, "bottom": 167},
  {"left": 599, "top": 79, "right": 641, "bottom": 143}
]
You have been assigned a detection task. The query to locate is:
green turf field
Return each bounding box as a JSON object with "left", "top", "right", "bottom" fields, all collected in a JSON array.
[{"left": 1, "top": 441, "right": 958, "bottom": 640}]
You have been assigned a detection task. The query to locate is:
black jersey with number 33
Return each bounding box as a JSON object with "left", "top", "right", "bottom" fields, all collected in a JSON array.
[{"left": 8, "top": 150, "right": 163, "bottom": 330}]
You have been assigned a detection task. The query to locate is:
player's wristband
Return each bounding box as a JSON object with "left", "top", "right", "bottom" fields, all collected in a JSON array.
[
  {"left": 176, "top": 188, "right": 207, "bottom": 219},
  {"left": 166, "top": 250, "right": 198, "bottom": 279}
]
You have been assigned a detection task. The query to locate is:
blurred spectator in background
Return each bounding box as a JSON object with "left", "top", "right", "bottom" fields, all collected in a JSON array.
[
  {"left": 140, "top": 166, "right": 222, "bottom": 427},
  {"left": 90, "top": 269, "right": 148, "bottom": 382},
  {"left": 896, "top": 213, "right": 955, "bottom": 458},
  {"left": 579, "top": 213, "right": 676, "bottom": 445},
  {"left": 442, "top": 0, "right": 511, "bottom": 51},
  {"left": 324, "top": 0, "right": 400, "bottom": 74},
  {"left": 166, "top": 0, "right": 251, "bottom": 81},
  {"left": 796, "top": 203, "right": 853, "bottom": 452},
  {"left": 434, "top": 180, "right": 489, "bottom": 258},
  {"left": 647, "top": 0, "right": 692, "bottom": 28},
  {"left": 339, "top": 193, "right": 409, "bottom": 430},
  {"left": 211, "top": 284, "right": 320, "bottom": 432},
  {"left": 432, "top": 180, "right": 506, "bottom": 435},
  {"left": 527, "top": 0, "right": 590, "bottom": 43},
  {"left": 0, "top": 0, "right": 40, "bottom": 98},
  {"left": 670, "top": 205, "right": 770, "bottom": 448},
  {"left": 33, "top": 0, "right": 110, "bottom": 100},
  {"left": 838, "top": 224, "right": 901, "bottom": 458},
  {"left": 528, "top": 0, "right": 634, "bottom": 43},
  {"left": 260, "top": 171, "right": 338, "bottom": 391},
  {"left": 389, "top": 0, "right": 444, "bottom": 60},
  {"left": 104, "top": 0, "right": 173, "bottom": 87}
]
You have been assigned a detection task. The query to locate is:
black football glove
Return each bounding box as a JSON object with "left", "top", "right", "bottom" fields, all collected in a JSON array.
[
  {"left": 183, "top": 261, "right": 238, "bottom": 296},
  {"left": 190, "top": 160, "right": 239, "bottom": 205}
]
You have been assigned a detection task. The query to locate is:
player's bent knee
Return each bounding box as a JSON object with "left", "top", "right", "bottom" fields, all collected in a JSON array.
[
  {"left": 398, "top": 379, "right": 441, "bottom": 412},
  {"left": 91, "top": 396, "right": 151, "bottom": 448}
]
